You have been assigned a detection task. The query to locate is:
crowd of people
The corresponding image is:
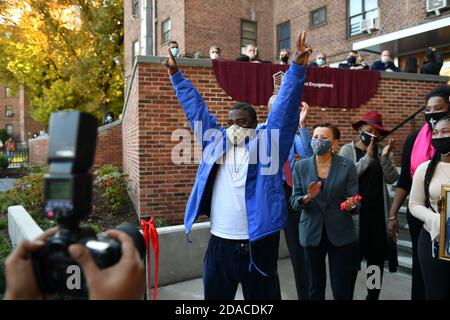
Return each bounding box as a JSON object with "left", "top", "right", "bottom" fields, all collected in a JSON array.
[
  {"left": 162, "top": 31, "right": 450, "bottom": 300},
  {"left": 2, "top": 31, "right": 449, "bottom": 300},
  {"left": 202, "top": 40, "right": 444, "bottom": 76}
]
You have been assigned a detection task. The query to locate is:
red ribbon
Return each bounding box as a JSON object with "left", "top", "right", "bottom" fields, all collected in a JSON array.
[{"left": 140, "top": 217, "right": 159, "bottom": 300}]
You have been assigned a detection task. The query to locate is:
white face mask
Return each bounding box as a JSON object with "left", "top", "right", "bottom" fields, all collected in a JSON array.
[
  {"left": 316, "top": 58, "right": 326, "bottom": 66},
  {"left": 210, "top": 52, "right": 219, "bottom": 60},
  {"left": 226, "top": 124, "right": 255, "bottom": 146},
  {"left": 381, "top": 56, "right": 391, "bottom": 64}
]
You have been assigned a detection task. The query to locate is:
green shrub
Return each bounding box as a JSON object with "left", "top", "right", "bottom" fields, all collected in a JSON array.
[
  {"left": 0, "top": 155, "right": 8, "bottom": 169},
  {"left": 13, "top": 172, "right": 46, "bottom": 217},
  {"left": 0, "top": 128, "right": 7, "bottom": 145},
  {"left": 0, "top": 236, "right": 12, "bottom": 296},
  {"left": 94, "top": 165, "right": 128, "bottom": 215}
]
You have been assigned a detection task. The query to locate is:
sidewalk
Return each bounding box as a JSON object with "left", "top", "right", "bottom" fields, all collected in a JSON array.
[
  {"left": 157, "top": 257, "right": 412, "bottom": 300},
  {"left": 0, "top": 178, "right": 16, "bottom": 192}
]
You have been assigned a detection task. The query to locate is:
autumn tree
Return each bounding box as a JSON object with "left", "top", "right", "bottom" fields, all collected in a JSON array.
[{"left": 0, "top": 0, "right": 124, "bottom": 125}]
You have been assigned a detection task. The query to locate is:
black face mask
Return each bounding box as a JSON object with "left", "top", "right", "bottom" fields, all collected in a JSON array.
[
  {"left": 431, "top": 137, "right": 450, "bottom": 155},
  {"left": 360, "top": 130, "right": 377, "bottom": 146},
  {"left": 281, "top": 55, "right": 289, "bottom": 63},
  {"left": 425, "top": 112, "right": 448, "bottom": 129},
  {"left": 347, "top": 56, "right": 357, "bottom": 64}
]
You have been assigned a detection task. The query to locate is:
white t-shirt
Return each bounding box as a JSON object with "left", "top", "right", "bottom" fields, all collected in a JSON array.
[{"left": 210, "top": 145, "right": 250, "bottom": 240}]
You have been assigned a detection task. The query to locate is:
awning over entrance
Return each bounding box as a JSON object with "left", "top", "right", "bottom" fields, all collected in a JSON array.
[{"left": 353, "top": 17, "right": 450, "bottom": 56}]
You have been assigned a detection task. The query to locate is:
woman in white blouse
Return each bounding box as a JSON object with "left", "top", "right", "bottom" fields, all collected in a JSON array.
[{"left": 409, "top": 116, "right": 450, "bottom": 300}]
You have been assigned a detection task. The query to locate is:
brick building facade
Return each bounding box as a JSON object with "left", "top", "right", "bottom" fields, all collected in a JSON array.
[
  {"left": 125, "top": 0, "right": 450, "bottom": 80},
  {"left": 0, "top": 84, "right": 43, "bottom": 142}
]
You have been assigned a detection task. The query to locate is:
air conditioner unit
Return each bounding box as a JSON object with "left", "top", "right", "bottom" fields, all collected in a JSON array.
[
  {"left": 360, "top": 17, "right": 380, "bottom": 34},
  {"left": 426, "top": 0, "right": 448, "bottom": 14}
]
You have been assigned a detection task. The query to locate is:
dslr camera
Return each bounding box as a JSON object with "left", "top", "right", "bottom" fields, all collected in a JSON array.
[{"left": 32, "top": 111, "right": 145, "bottom": 297}]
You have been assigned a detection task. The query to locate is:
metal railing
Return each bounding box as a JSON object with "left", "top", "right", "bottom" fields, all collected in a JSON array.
[
  {"left": 378, "top": 105, "right": 426, "bottom": 143},
  {"left": 3, "top": 142, "right": 29, "bottom": 168}
]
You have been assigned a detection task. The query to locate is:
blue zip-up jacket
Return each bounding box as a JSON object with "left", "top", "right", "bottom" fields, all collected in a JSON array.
[{"left": 170, "top": 62, "right": 306, "bottom": 242}]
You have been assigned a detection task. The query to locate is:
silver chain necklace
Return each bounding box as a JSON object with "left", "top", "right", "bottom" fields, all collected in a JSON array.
[{"left": 229, "top": 145, "right": 248, "bottom": 180}]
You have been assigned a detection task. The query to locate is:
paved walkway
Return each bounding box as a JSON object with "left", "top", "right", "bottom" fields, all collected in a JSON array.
[
  {"left": 0, "top": 179, "right": 16, "bottom": 192},
  {"left": 157, "top": 257, "right": 412, "bottom": 300}
]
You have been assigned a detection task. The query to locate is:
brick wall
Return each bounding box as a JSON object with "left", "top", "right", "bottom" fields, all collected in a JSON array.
[
  {"left": 185, "top": 0, "right": 274, "bottom": 61},
  {"left": 28, "top": 137, "right": 48, "bottom": 166},
  {"left": 122, "top": 58, "right": 448, "bottom": 225},
  {"left": 28, "top": 121, "right": 123, "bottom": 169},
  {"left": 94, "top": 121, "right": 123, "bottom": 169}
]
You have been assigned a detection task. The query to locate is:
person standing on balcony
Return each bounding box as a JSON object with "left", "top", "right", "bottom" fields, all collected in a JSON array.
[
  {"left": 164, "top": 32, "right": 312, "bottom": 300},
  {"left": 388, "top": 86, "right": 450, "bottom": 300},
  {"left": 371, "top": 50, "right": 400, "bottom": 72},
  {"left": 340, "top": 111, "right": 399, "bottom": 300},
  {"left": 420, "top": 47, "right": 443, "bottom": 76},
  {"left": 409, "top": 116, "right": 450, "bottom": 299}
]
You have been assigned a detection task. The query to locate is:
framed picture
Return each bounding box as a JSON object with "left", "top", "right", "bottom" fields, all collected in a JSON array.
[{"left": 439, "top": 185, "right": 450, "bottom": 262}]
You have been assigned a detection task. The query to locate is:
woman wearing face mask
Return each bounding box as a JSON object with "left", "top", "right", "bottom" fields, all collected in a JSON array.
[
  {"left": 290, "top": 123, "right": 359, "bottom": 300},
  {"left": 389, "top": 86, "right": 450, "bottom": 300},
  {"left": 339, "top": 111, "right": 399, "bottom": 300},
  {"left": 409, "top": 116, "right": 450, "bottom": 299}
]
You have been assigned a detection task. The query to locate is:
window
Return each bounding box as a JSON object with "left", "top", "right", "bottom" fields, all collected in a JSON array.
[
  {"left": 132, "top": 0, "right": 139, "bottom": 17},
  {"left": 310, "top": 7, "right": 327, "bottom": 27},
  {"left": 348, "top": 0, "right": 379, "bottom": 37},
  {"left": 5, "top": 106, "right": 13, "bottom": 117},
  {"left": 5, "top": 87, "right": 12, "bottom": 98},
  {"left": 132, "top": 40, "right": 140, "bottom": 62},
  {"left": 5, "top": 124, "right": 12, "bottom": 135},
  {"left": 161, "top": 19, "right": 171, "bottom": 44},
  {"left": 241, "top": 20, "right": 257, "bottom": 54},
  {"left": 277, "top": 21, "right": 291, "bottom": 54}
]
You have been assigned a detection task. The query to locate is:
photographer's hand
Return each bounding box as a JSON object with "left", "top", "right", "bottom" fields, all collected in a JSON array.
[
  {"left": 68, "top": 230, "right": 145, "bottom": 300},
  {"left": 4, "top": 227, "right": 58, "bottom": 300}
]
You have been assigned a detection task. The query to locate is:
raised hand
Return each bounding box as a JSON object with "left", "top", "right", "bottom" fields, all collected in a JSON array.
[
  {"left": 293, "top": 31, "right": 313, "bottom": 66},
  {"left": 162, "top": 46, "right": 179, "bottom": 76},
  {"left": 300, "top": 101, "right": 309, "bottom": 128},
  {"left": 381, "top": 138, "right": 395, "bottom": 157},
  {"left": 307, "top": 181, "right": 322, "bottom": 200}
]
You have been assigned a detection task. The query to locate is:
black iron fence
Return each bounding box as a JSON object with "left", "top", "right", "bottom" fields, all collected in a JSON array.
[{"left": 2, "top": 142, "right": 29, "bottom": 168}]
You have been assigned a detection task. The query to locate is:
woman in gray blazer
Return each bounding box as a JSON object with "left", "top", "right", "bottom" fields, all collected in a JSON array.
[{"left": 290, "top": 123, "right": 359, "bottom": 300}]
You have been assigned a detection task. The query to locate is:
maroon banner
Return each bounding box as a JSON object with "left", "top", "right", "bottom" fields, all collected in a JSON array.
[{"left": 212, "top": 59, "right": 381, "bottom": 108}]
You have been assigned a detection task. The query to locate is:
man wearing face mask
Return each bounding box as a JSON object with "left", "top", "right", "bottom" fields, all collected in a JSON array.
[
  {"left": 371, "top": 50, "right": 400, "bottom": 72},
  {"left": 236, "top": 44, "right": 270, "bottom": 63},
  {"left": 164, "top": 32, "right": 313, "bottom": 300},
  {"left": 169, "top": 41, "right": 180, "bottom": 58},
  {"left": 338, "top": 50, "right": 368, "bottom": 70},
  {"left": 309, "top": 53, "right": 328, "bottom": 68},
  {"left": 340, "top": 111, "right": 399, "bottom": 300},
  {"left": 389, "top": 86, "right": 450, "bottom": 300},
  {"left": 209, "top": 45, "right": 221, "bottom": 60}
]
